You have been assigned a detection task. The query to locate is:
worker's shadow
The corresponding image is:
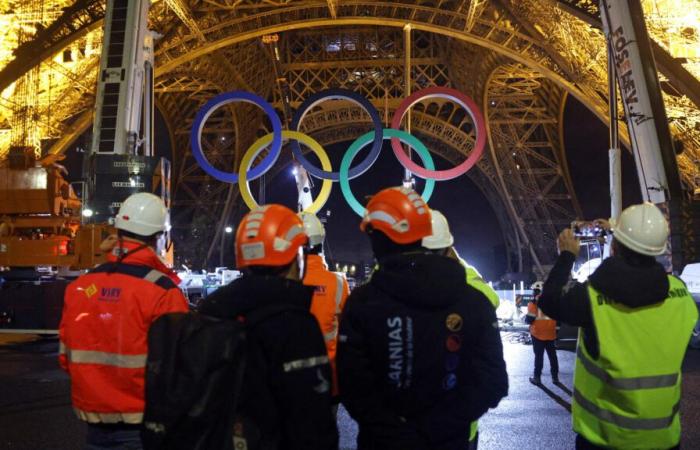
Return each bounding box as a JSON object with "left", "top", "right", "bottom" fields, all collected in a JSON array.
[{"left": 535, "top": 382, "right": 572, "bottom": 412}]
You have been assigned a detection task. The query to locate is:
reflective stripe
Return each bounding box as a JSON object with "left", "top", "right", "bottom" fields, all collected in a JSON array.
[
  {"left": 574, "top": 389, "right": 679, "bottom": 430},
  {"left": 536, "top": 309, "right": 553, "bottom": 321},
  {"left": 59, "top": 341, "right": 66, "bottom": 355},
  {"left": 321, "top": 274, "right": 345, "bottom": 343},
  {"left": 74, "top": 407, "right": 143, "bottom": 424},
  {"left": 333, "top": 274, "right": 344, "bottom": 314},
  {"left": 366, "top": 211, "right": 397, "bottom": 225},
  {"left": 144, "top": 269, "right": 166, "bottom": 284},
  {"left": 66, "top": 348, "right": 147, "bottom": 369},
  {"left": 323, "top": 330, "right": 337, "bottom": 342},
  {"left": 577, "top": 347, "right": 678, "bottom": 390},
  {"left": 248, "top": 212, "right": 265, "bottom": 221},
  {"left": 282, "top": 355, "right": 329, "bottom": 372},
  {"left": 284, "top": 225, "right": 304, "bottom": 241}
]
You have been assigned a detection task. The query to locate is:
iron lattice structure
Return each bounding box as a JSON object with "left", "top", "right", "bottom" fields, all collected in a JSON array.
[{"left": 0, "top": 0, "right": 699, "bottom": 273}]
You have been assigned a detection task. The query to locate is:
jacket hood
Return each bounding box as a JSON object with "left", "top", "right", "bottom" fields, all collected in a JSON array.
[
  {"left": 371, "top": 252, "right": 468, "bottom": 309},
  {"left": 200, "top": 274, "right": 313, "bottom": 318},
  {"left": 588, "top": 256, "right": 669, "bottom": 308}
]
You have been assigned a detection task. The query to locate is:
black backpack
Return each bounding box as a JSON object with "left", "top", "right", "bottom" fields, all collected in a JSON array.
[{"left": 142, "top": 305, "right": 296, "bottom": 450}]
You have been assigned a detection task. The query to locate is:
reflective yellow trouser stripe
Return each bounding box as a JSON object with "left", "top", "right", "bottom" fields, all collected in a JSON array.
[{"left": 469, "top": 420, "right": 478, "bottom": 441}]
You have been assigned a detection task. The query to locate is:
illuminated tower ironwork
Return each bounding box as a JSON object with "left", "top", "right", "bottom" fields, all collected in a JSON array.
[{"left": 0, "top": 0, "right": 698, "bottom": 270}]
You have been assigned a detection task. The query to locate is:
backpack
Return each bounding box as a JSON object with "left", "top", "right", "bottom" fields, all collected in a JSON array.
[{"left": 142, "top": 304, "right": 298, "bottom": 450}]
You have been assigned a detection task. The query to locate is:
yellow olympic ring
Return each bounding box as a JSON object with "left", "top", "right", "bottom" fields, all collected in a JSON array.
[{"left": 238, "top": 130, "right": 333, "bottom": 214}]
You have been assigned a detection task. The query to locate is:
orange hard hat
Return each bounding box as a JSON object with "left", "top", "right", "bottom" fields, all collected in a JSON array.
[
  {"left": 360, "top": 186, "right": 432, "bottom": 244},
  {"left": 235, "top": 204, "right": 308, "bottom": 268}
]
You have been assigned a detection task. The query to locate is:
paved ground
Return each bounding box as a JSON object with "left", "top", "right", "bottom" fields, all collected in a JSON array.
[{"left": 1, "top": 332, "right": 699, "bottom": 450}]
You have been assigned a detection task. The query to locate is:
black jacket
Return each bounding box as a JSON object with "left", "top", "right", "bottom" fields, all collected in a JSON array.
[
  {"left": 539, "top": 252, "right": 670, "bottom": 358},
  {"left": 199, "top": 275, "right": 338, "bottom": 450},
  {"left": 337, "top": 253, "right": 508, "bottom": 450}
]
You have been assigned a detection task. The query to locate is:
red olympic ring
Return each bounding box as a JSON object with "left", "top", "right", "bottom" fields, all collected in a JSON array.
[{"left": 390, "top": 86, "right": 486, "bottom": 181}]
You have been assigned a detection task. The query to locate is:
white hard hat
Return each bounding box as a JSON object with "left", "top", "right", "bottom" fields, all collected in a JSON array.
[
  {"left": 114, "top": 192, "right": 168, "bottom": 237},
  {"left": 611, "top": 202, "right": 669, "bottom": 256},
  {"left": 531, "top": 281, "right": 544, "bottom": 291},
  {"left": 422, "top": 209, "right": 454, "bottom": 250},
  {"left": 298, "top": 212, "right": 325, "bottom": 247}
]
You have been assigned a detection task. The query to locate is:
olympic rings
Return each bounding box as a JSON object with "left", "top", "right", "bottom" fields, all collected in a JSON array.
[
  {"left": 390, "top": 86, "right": 486, "bottom": 181},
  {"left": 190, "top": 87, "right": 487, "bottom": 215},
  {"left": 190, "top": 91, "right": 283, "bottom": 183},
  {"left": 239, "top": 131, "right": 333, "bottom": 214},
  {"left": 290, "top": 88, "right": 383, "bottom": 181},
  {"left": 340, "top": 129, "right": 436, "bottom": 217}
]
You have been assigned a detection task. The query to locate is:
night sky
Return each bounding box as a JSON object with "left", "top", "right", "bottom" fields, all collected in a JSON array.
[
  {"left": 563, "top": 97, "right": 642, "bottom": 220},
  {"left": 257, "top": 139, "right": 505, "bottom": 279}
]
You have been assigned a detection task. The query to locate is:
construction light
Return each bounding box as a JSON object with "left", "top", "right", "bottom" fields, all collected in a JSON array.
[
  {"left": 82, "top": 208, "right": 94, "bottom": 218},
  {"left": 225, "top": 226, "right": 233, "bottom": 233}
]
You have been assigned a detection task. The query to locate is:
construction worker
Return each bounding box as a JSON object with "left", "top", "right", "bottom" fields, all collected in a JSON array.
[
  {"left": 337, "top": 187, "right": 508, "bottom": 450},
  {"left": 59, "top": 193, "right": 189, "bottom": 449},
  {"left": 198, "top": 204, "right": 338, "bottom": 449},
  {"left": 539, "top": 203, "right": 698, "bottom": 450},
  {"left": 421, "top": 208, "right": 501, "bottom": 449},
  {"left": 299, "top": 212, "right": 349, "bottom": 401},
  {"left": 525, "top": 281, "right": 559, "bottom": 385},
  {"left": 422, "top": 209, "right": 500, "bottom": 308}
]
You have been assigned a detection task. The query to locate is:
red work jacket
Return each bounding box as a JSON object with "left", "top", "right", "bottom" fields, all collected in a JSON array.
[
  {"left": 59, "top": 241, "right": 188, "bottom": 423},
  {"left": 303, "top": 254, "right": 349, "bottom": 395}
]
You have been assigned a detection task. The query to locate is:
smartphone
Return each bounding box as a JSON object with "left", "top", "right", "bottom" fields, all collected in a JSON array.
[{"left": 571, "top": 221, "right": 608, "bottom": 238}]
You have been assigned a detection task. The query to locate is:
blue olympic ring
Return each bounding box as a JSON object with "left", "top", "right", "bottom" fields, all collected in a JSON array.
[
  {"left": 190, "top": 91, "right": 283, "bottom": 183},
  {"left": 290, "top": 88, "right": 383, "bottom": 181}
]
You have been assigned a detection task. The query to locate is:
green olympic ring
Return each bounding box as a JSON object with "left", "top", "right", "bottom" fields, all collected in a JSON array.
[{"left": 340, "top": 128, "right": 436, "bottom": 216}]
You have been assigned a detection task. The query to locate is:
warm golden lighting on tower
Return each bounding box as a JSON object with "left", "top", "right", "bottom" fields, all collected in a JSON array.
[
  {"left": 0, "top": 0, "right": 696, "bottom": 190},
  {"left": 642, "top": 0, "right": 700, "bottom": 79},
  {"left": 0, "top": 0, "right": 101, "bottom": 160}
]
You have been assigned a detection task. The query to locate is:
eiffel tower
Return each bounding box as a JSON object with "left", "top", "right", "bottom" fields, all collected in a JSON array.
[{"left": 0, "top": 0, "right": 698, "bottom": 274}]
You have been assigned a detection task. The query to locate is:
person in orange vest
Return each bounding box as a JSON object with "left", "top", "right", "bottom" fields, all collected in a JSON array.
[
  {"left": 299, "top": 212, "right": 349, "bottom": 401},
  {"left": 59, "top": 193, "right": 188, "bottom": 449},
  {"left": 526, "top": 281, "right": 559, "bottom": 385}
]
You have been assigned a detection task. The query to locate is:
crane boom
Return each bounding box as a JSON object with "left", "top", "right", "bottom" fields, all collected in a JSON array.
[{"left": 600, "top": 0, "right": 684, "bottom": 271}]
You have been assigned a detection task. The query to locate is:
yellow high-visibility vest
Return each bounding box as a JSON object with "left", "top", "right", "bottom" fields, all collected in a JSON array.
[
  {"left": 461, "top": 260, "right": 499, "bottom": 308},
  {"left": 460, "top": 259, "right": 499, "bottom": 442},
  {"left": 573, "top": 276, "right": 697, "bottom": 449}
]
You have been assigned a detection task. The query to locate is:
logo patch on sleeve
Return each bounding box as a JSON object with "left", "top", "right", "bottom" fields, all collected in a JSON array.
[{"left": 84, "top": 284, "right": 98, "bottom": 298}]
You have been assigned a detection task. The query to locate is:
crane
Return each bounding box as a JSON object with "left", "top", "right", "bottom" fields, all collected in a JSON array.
[{"left": 0, "top": 0, "right": 171, "bottom": 333}]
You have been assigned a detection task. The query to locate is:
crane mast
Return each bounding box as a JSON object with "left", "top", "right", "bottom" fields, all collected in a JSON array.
[
  {"left": 85, "top": 0, "right": 170, "bottom": 229},
  {"left": 90, "top": 0, "right": 150, "bottom": 156},
  {"left": 600, "top": 0, "right": 684, "bottom": 272}
]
